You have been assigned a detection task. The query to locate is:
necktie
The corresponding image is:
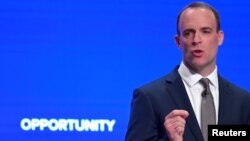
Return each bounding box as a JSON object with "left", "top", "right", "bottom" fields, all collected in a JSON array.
[{"left": 200, "top": 78, "right": 216, "bottom": 141}]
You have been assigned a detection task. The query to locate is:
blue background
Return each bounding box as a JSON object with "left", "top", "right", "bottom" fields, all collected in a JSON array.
[{"left": 1, "top": 0, "right": 250, "bottom": 141}]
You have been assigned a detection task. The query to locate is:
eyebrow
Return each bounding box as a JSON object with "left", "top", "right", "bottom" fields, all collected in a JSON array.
[
  {"left": 201, "top": 27, "right": 213, "bottom": 31},
  {"left": 182, "top": 27, "right": 213, "bottom": 33},
  {"left": 182, "top": 29, "right": 195, "bottom": 34}
]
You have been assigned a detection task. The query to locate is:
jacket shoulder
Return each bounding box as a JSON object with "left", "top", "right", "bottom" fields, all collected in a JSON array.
[
  {"left": 136, "top": 67, "right": 181, "bottom": 96},
  {"left": 219, "top": 76, "right": 250, "bottom": 96}
]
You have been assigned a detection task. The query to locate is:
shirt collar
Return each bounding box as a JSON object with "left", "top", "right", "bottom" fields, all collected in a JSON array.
[{"left": 178, "top": 61, "right": 218, "bottom": 88}]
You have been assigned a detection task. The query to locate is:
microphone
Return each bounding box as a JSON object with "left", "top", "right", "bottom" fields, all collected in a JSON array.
[{"left": 202, "top": 90, "right": 207, "bottom": 97}]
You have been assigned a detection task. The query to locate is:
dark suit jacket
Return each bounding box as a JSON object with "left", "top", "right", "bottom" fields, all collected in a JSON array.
[{"left": 125, "top": 67, "right": 250, "bottom": 141}]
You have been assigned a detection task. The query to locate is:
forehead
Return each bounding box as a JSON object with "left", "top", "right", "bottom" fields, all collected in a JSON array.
[{"left": 179, "top": 7, "right": 217, "bottom": 31}]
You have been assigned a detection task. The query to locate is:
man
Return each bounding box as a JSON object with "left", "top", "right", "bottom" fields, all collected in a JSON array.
[{"left": 125, "top": 1, "right": 250, "bottom": 141}]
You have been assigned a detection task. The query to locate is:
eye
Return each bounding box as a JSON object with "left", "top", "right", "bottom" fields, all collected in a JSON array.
[
  {"left": 183, "top": 31, "right": 191, "bottom": 37},
  {"left": 202, "top": 28, "right": 212, "bottom": 34},
  {"left": 183, "top": 32, "right": 189, "bottom": 36},
  {"left": 203, "top": 30, "right": 211, "bottom": 34},
  {"left": 182, "top": 29, "right": 195, "bottom": 37}
]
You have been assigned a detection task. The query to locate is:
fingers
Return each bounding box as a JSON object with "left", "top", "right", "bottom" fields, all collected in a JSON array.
[
  {"left": 164, "top": 110, "right": 189, "bottom": 141},
  {"left": 166, "top": 116, "right": 186, "bottom": 128},
  {"left": 166, "top": 109, "right": 189, "bottom": 119},
  {"left": 165, "top": 115, "right": 186, "bottom": 134}
]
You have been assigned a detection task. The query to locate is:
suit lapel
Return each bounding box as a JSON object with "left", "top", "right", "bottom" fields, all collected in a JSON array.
[
  {"left": 165, "top": 68, "right": 204, "bottom": 141},
  {"left": 217, "top": 76, "right": 233, "bottom": 124}
]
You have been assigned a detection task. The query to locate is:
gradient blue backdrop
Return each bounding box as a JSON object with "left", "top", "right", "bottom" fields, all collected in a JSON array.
[{"left": 1, "top": 0, "right": 250, "bottom": 141}]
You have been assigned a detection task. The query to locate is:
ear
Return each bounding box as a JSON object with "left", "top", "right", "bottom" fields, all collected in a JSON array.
[
  {"left": 218, "top": 30, "right": 224, "bottom": 46},
  {"left": 175, "top": 35, "right": 181, "bottom": 47}
]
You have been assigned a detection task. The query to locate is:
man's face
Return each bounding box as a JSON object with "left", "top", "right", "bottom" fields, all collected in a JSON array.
[{"left": 175, "top": 7, "right": 224, "bottom": 75}]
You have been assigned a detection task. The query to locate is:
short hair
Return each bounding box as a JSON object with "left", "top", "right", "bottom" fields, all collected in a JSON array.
[{"left": 176, "top": 1, "right": 221, "bottom": 35}]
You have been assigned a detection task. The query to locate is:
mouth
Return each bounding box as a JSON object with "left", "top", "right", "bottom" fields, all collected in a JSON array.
[{"left": 191, "top": 49, "right": 204, "bottom": 57}]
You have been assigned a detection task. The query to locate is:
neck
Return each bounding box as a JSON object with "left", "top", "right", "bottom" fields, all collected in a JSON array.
[{"left": 184, "top": 62, "right": 216, "bottom": 77}]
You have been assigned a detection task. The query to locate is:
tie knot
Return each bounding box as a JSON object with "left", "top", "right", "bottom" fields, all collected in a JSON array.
[{"left": 200, "top": 78, "right": 210, "bottom": 88}]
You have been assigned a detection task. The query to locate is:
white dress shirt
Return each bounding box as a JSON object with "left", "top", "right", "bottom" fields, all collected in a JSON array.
[{"left": 178, "top": 62, "right": 219, "bottom": 127}]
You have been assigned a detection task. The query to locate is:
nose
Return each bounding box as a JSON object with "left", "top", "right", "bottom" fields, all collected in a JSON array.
[{"left": 192, "top": 32, "right": 201, "bottom": 46}]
